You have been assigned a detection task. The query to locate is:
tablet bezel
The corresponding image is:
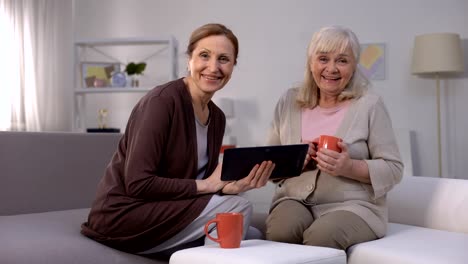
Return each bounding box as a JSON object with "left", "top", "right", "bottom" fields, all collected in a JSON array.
[{"left": 220, "top": 144, "right": 309, "bottom": 181}]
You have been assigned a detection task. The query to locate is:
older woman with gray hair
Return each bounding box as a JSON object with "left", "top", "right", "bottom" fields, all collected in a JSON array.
[{"left": 265, "top": 25, "right": 403, "bottom": 250}]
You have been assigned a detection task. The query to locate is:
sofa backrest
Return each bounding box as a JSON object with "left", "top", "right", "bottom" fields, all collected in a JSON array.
[
  {"left": 388, "top": 175, "right": 468, "bottom": 233},
  {"left": 0, "top": 131, "right": 121, "bottom": 215},
  {"left": 393, "top": 128, "right": 414, "bottom": 176}
]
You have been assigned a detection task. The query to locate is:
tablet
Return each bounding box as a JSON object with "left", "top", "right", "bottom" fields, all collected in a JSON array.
[{"left": 221, "top": 144, "right": 309, "bottom": 181}]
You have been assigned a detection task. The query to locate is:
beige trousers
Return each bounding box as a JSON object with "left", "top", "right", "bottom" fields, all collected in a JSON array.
[{"left": 266, "top": 199, "right": 378, "bottom": 250}]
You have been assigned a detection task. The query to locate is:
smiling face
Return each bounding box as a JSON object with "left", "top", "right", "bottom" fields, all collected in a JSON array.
[
  {"left": 187, "top": 35, "right": 235, "bottom": 97},
  {"left": 310, "top": 47, "right": 356, "bottom": 97}
]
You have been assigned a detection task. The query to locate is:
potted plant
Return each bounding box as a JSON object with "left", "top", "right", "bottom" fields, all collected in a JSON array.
[{"left": 125, "top": 62, "right": 147, "bottom": 87}]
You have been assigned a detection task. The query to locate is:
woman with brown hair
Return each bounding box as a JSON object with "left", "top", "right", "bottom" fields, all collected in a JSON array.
[{"left": 81, "top": 23, "right": 274, "bottom": 259}]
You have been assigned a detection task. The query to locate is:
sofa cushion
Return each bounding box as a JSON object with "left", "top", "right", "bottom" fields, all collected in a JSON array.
[
  {"left": 0, "top": 208, "right": 164, "bottom": 264},
  {"left": 347, "top": 223, "right": 468, "bottom": 264}
]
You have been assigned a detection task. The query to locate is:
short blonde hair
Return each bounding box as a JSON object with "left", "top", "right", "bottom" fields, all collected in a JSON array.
[{"left": 297, "top": 25, "right": 369, "bottom": 108}]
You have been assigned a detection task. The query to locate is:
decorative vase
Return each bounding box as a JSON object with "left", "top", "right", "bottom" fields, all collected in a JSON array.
[
  {"left": 131, "top": 75, "right": 139, "bottom": 87},
  {"left": 111, "top": 72, "right": 127, "bottom": 87}
]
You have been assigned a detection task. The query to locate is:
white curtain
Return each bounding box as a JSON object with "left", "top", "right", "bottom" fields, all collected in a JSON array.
[{"left": 0, "top": 0, "right": 72, "bottom": 131}]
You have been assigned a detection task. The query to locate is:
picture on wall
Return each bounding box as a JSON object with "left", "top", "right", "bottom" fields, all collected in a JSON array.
[
  {"left": 358, "top": 43, "right": 385, "bottom": 80},
  {"left": 81, "top": 62, "right": 120, "bottom": 88}
]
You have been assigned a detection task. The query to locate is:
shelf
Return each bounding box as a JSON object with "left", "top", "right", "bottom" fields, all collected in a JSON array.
[
  {"left": 73, "top": 36, "right": 178, "bottom": 131},
  {"left": 75, "top": 37, "right": 175, "bottom": 46},
  {"left": 74, "top": 87, "right": 153, "bottom": 94}
]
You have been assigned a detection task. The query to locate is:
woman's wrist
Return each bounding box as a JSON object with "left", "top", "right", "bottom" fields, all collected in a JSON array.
[
  {"left": 218, "top": 185, "right": 227, "bottom": 195},
  {"left": 220, "top": 182, "right": 238, "bottom": 195},
  {"left": 220, "top": 184, "right": 231, "bottom": 195},
  {"left": 196, "top": 179, "right": 213, "bottom": 194},
  {"left": 346, "top": 159, "right": 371, "bottom": 184},
  {"left": 197, "top": 179, "right": 230, "bottom": 194},
  {"left": 349, "top": 159, "right": 354, "bottom": 174}
]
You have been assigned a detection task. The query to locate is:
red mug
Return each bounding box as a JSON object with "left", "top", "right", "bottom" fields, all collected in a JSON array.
[
  {"left": 204, "top": 212, "right": 243, "bottom": 249},
  {"left": 317, "top": 135, "right": 342, "bottom": 152},
  {"left": 312, "top": 135, "right": 343, "bottom": 161}
]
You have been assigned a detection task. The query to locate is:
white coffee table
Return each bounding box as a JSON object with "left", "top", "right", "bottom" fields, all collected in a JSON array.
[{"left": 169, "top": 239, "right": 346, "bottom": 264}]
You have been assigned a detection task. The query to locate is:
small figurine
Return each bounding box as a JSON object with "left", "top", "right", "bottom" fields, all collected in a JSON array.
[{"left": 98, "top": 108, "right": 108, "bottom": 129}]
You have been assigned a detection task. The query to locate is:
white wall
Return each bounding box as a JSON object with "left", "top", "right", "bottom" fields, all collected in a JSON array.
[{"left": 73, "top": 0, "right": 468, "bottom": 179}]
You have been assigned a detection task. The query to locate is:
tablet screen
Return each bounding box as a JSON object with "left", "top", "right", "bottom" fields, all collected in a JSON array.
[{"left": 221, "top": 144, "right": 308, "bottom": 181}]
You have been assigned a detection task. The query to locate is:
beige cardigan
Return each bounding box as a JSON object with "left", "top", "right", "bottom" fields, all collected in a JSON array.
[{"left": 266, "top": 88, "right": 403, "bottom": 237}]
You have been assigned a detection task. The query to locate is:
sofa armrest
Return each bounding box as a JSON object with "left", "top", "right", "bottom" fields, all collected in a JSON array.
[{"left": 388, "top": 175, "right": 468, "bottom": 234}]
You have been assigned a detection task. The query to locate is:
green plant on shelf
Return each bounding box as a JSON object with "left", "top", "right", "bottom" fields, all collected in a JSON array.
[{"left": 125, "top": 62, "right": 147, "bottom": 87}]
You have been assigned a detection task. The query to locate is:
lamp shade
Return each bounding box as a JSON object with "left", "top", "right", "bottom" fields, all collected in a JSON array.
[{"left": 412, "top": 33, "right": 464, "bottom": 74}]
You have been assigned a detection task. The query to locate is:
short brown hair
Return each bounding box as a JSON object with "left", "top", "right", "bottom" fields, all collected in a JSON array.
[{"left": 186, "top": 23, "right": 239, "bottom": 65}]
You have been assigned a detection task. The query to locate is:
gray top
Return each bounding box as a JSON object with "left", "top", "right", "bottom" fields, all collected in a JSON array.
[{"left": 195, "top": 117, "right": 209, "bottom": 180}]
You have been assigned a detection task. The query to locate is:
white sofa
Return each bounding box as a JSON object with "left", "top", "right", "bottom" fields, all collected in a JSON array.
[
  {"left": 348, "top": 175, "right": 468, "bottom": 264},
  {"left": 243, "top": 176, "right": 468, "bottom": 264},
  {"left": 2, "top": 131, "right": 467, "bottom": 264}
]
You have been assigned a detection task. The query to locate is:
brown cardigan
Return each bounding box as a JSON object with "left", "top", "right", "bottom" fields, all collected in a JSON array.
[{"left": 81, "top": 78, "right": 225, "bottom": 253}]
